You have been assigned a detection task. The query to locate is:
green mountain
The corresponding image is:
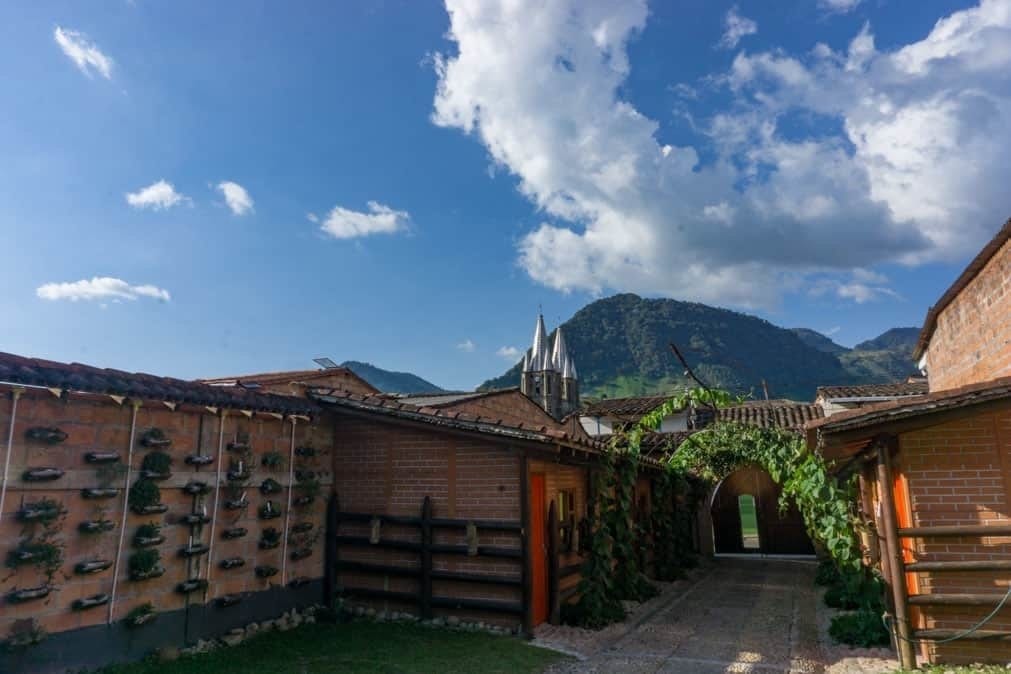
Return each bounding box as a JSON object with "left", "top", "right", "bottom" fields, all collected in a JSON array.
[
  {"left": 853, "top": 327, "right": 920, "bottom": 352},
  {"left": 481, "top": 294, "right": 920, "bottom": 401},
  {"left": 840, "top": 328, "right": 921, "bottom": 383},
  {"left": 340, "top": 361, "right": 443, "bottom": 394}
]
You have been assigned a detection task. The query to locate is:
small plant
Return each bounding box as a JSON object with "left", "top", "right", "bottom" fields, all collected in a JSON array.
[
  {"left": 25, "top": 427, "right": 67, "bottom": 444},
  {"left": 815, "top": 559, "right": 842, "bottom": 586},
  {"left": 260, "top": 478, "right": 283, "bottom": 495},
  {"left": 129, "top": 479, "right": 163, "bottom": 513},
  {"left": 133, "top": 522, "right": 163, "bottom": 546},
  {"left": 6, "top": 541, "right": 61, "bottom": 570},
  {"left": 16, "top": 498, "right": 63, "bottom": 523},
  {"left": 294, "top": 445, "right": 316, "bottom": 458},
  {"left": 295, "top": 476, "right": 321, "bottom": 500},
  {"left": 259, "top": 527, "right": 281, "bottom": 549},
  {"left": 829, "top": 611, "right": 890, "bottom": 647},
  {"left": 255, "top": 565, "right": 278, "bottom": 578},
  {"left": 140, "top": 428, "right": 171, "bottom": 448},
  {"left": 4, "top": 618, "right": 46, "bottom": 651},
  {"left": 78, "top": 519, "right": 115, "bottom": 534},
  {"left": 129, "top": 548, "right": 163, "bottom": 580},
  {"left": 261, "top": 451, "right": 285, "bottom": 469},
  {"left": 124, "top": 602, "right": 156, "bottom": 628},
  {"left": 141, "top": 451, "right": 172, "bottom": 478},
  {"left": 259, "top": 500, "right": 281, "bottom": 520}
]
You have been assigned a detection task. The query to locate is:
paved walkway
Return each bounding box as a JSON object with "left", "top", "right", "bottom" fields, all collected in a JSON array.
[{"left": 540, "top": 558, "right": 837, "bottom": 674}]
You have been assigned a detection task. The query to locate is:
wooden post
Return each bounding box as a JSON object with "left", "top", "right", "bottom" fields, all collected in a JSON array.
[
  {"left": 547, "top": 499, "right": 560, "bottom": 625},
  {"left": 520, "top": 452, "right": 532, "bottom": 635},
  {"left": 324, "top": 492, "right": 339, "bottom": 607},
  {"left": 420, "top": 495, "right": 433, "bottom": 620},
  {"left": 876, "top": 436, "right": 917, "bottom": 669}
]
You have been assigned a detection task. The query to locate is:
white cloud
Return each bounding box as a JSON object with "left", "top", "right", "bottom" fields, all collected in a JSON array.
[
  {"left": 456, "top": 339, "right": 476, "bottom": 352},
  {"left": 217, "top": 181, "right": 254, "bottom": 216},
  {"left": 825, "top": 326, "right": 842, "bottom": 336},
  {"left": 318, "top": 201, "right": 410, "bottom": 239},
  {"left": 497, "top": 346, "right": 522, "bottom": 360},
  {"left": 54, "top": 26, "right": 113, "bottom": 79},
  {"left": 718, "top": 6, "right": 758, "bottom": 49},
  {"left": 126, "top": 180, "right": 189, "bottom": 210},
  {"left": 432, "top": 0, "right": 1011, "bottom": 308},
  {"left": 37, "top": 277, "right": 170, "bottom": 302},
  {"left": 819, "top": 0, "right": 862, "bottom": 13}
]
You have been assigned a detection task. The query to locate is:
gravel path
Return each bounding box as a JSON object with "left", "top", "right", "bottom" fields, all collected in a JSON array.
[{"left": 536, "top": 558, "right": 899, "bottom": 674}]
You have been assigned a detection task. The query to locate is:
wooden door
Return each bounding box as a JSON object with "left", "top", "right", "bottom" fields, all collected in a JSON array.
[
  {"left": 712, "top": 467, "right": 814, "bottom": 555},
  {"left": 529, "top": 473, "right": 548, "bottom": 625}
]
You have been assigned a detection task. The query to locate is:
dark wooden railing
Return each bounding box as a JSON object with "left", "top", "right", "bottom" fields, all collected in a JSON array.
[{"left": 327, "top": 493, "right": 524, "bottom": 620}]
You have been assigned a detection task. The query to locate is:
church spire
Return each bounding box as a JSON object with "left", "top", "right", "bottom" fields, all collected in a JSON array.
[
  {"left": 530, "top": 314, "right": 553, "bottom": 371},
  {"left": 551, "top": 325, "right": 570, "bottom": 371}
]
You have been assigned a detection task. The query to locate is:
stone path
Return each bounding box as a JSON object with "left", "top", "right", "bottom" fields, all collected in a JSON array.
[{"left": 537, "top": 558, "right": 896, "bottom": 674}]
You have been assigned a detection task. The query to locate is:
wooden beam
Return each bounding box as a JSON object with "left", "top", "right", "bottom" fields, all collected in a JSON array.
[
  {"left": 906, "top": 560, "right": 1011, "bottom": 572},
  {"left": 909, "top": 593, "right": 1011, "bottom": 606},
  {"left": 899, "top": 524, "right": 1011, "bottom": 538},
  {"left": 877, "top": 435, "right": 917, "bottom": 669}
]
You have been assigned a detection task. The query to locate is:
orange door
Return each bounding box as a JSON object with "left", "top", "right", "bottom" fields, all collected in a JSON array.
[{"left": 529, "top": 473, "right": 548, "bottom": 625}]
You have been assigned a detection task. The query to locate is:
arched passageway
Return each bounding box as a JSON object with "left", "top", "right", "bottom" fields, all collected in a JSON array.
[{"left": 710, "top": 466, "right": 814, "bottom": 555}]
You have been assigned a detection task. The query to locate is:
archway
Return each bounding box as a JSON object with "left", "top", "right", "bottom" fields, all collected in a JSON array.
[{"left": 710, "top": 466, "right": 814, "bottom": 555}]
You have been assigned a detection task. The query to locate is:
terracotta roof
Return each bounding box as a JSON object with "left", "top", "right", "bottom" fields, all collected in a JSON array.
[
  {"left": 0, "top": 352, "right": 315, "bottom": 414},
  {"left": 809, "top": 376, "right": 1011, "bottom": 440},
  {"left": 639, "top": 431, "right": 694, "bottom": 454},
  {"left": 393, "top": 388, "right": 519, "bottom": 407},
  {"left": 712, "top": 400, "right": 824, "bottom": 431},
  {"left": 915, "top": 218, "right": 1011, "bottom": 359},
  {"left": 815, "top": 381, "right": 928, "bottom": 400},
  {"left": 309, "top": 388, "right": 670, "bottom": 467},
  {"left": 580, "top": 395, "right": 672, "bottom": 419},
  {"left": 201, "top": 367, "right": 379, "bottom": 394}
]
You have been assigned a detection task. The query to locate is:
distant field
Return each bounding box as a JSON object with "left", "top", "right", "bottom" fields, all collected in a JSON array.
[{"left": 739, "top": 497, "right": 759, "bottom": 546}]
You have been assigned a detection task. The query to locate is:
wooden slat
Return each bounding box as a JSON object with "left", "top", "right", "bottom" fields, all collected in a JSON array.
[
  {"left": 909, "top": 593, "right": 1011, "bottom": 606},
  {"left": 430, "top": 517, "right": 522, "bottom": 532},
  {"left": 336, "top": 535, "right": 421, "bottom": 551},
  {"left": 430, "top": 570, "right": 522, "bottom": 586},
  {"left": 559, "top": 563, "right": 582, "bottom": 579},
  {"left": 912, "top": 629, "right": 1011, "bottom": 641},
  {"left": 430, "top": 596, "right": 524, "bottom": 615},
  {"left": 340, "top": 587, "right": 418, "bottom": 603},
  {"left": 337, "top": 560, "right": 420, "bottom": 578},
  {"left": 428, "top": 543, "right": 523, "bottom": 559},
  {"left": 899, "top": 524, "right": 1011, "bottom": 538},
  {"left": 338, "top": 512, "right": 420, "bottom": 526},
  {"left": 906, "top": 560, "right": 1011, "bottom": 572}
]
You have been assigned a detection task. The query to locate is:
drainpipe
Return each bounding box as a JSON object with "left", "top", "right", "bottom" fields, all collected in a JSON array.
[
  {"left": 280, "top": 416, "right": 298, "bottom": 585},
  {"left": 204, "top": 410, "right": 228, "bottom": 592},
  {"left": 0, "top": 387, "right": 25, "bottom": 525},
  {"left": 108, "top": 400, "right": 141, "bottom": 625}
]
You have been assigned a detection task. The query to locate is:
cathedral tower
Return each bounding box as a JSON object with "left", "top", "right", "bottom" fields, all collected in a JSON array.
[{"left": 520, "top": 314, "right": 579, "bottom": 418}]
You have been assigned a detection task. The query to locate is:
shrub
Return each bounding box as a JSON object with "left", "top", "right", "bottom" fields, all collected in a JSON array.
[
  {"left": 829, "top": 610, "right": 890, "bottom": 647},
  {"left": 824, "top": 584, "right": 861, "bottom": 610},
  {"left": 129, "top": 480, "right": 162, "bottom": 511},
  {"left": 815, "top": 559, "right": 841, "bottom": 586},
  {"left": 141, "top": 451, "right": 172, "bottom": 475},
  {"left": 129, "top": 548, "right": 161, "bottom": 576}
]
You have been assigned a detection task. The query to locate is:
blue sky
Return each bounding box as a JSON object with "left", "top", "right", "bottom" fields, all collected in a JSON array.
[{"left": 1, "top": 1, "right": 1008, "bottom": 391}]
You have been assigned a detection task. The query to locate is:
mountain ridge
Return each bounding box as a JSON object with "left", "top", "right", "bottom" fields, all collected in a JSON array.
[{"left": 340, "top": 360, "right": 444, "bottom": 394}]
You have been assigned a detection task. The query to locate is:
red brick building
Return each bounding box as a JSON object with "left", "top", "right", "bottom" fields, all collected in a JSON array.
[{"left": 808, "top": 218, "right": 1011, "bottom": 667}]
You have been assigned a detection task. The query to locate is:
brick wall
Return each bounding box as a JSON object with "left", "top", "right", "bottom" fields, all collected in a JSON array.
[
  {"left": 0, "top": 387, "right": 329, "bottom": 642},
  {"left": 925, "top": 237, "right": 1011, "bottom": 391},
  {"left": 895, "top": 403, "right": 1011, "bottom": 664},
  {"left": 332, "top": 414, "right": 523, "bottom": 627}
]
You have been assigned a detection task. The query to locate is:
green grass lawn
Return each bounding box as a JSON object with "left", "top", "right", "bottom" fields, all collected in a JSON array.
[
  {"left": 98, "top": 621, "right": 567, "bottom": 674},
  {"left": 739, "top": 496, "right": 759, "bottom": 539}
]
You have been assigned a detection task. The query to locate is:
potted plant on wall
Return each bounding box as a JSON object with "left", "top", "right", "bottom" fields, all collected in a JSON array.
[
  {"left": 261, "top": 451, "right": 285, "bottom": 470},
  {"left": 140, "top": 427, "right": 171, "bottom": 448},
  {"left": 259, "top": 527, "right": 281, "bottom": 550},
  {"left": 129, "top": 480, "right": 167, "bottom": 515},
  {"left": 133, "top": 522, "right": 164, "bottom": 547},
  {"left": 140, "top": 451, "right": 172, "bottom": 480},
  {"left": 124, "top": 602, "right": 156, "bottom": 628},
  {"left": 4, "top": 618, "right": 46, "bottom": 650},
  {"left": 129, "top": 548, "right": 164, "bottom": 581}
]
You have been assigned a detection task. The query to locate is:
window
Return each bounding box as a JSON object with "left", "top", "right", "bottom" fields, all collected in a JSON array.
[
  {"left": 738, "top": 494, "right": 759, "bottom": 550},
  {"left": 557, "top": 489, "right": 576, "bottom": 553}
]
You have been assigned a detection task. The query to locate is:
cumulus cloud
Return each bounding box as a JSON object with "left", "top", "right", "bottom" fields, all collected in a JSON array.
[
  {"left": 432, "top": 0, "right": 1011, "bottom": 308},
  {"left": 457, "top": 339, "right": 476, "bottom": 352},
  {"left": 54, "top": 26, "right": 113, "bottom": 79},
  {"left": 217, "top": 181, "right": 254, "bottom": 216},
  {"left": 126, "top": 180, "right": 189, "bottom": 210},
  {"left": 317, "top": 201, "right": 410, "bottom": 239},
  {"left": 718, "top": 6, "right": 758, "bottom": 49},
  {"left": 37, "top": 277, "right": 171, "bottom": 302},
  {"left": 497, "top": 346, "right": 522, "bottom": 360}
]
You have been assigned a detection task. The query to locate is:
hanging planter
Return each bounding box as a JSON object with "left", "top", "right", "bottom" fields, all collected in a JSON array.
[
  {"left": 78, "top": 519, "right": 115, "bottom": 534},
  {"left": 124, "top": 603, "right": 156, "bottom": 628},
  {"left": 7, "top": 586, "right": 52, "bottom": 603},
  {"left": 84, "top": 451, "right": 120, "bottom": 464},
  {"left": 22, "top": 467, "right": 64, "bottom": 482},
  {"left": 72, "top": 593, "right": 110, "bottom": 611},
  {"left": 81, "top": 487, "right": 118, "bottom": 499},
  {"left": 219, "top": 557, "right": 245, "bottom": 570},
  {"left": 261, "top": 451, "right": 285, "bottom": 470},
  {"left": 259, "top": 527, "right": 281, "bottom": 550},
  {"left": 227, "top": 468, "right": 250, "bottom": 482},
  {"left": 181, "top": 513, "right": 211, "bottom": 526},
  {"left": 185, "top": 454, "right": 215, "bottom": 466},
  {"left": 293, "top": 495, "right": 315, "bottom": 507},
  {"left": 75, "top": 559, "right": 113, "bottom": 575},
  {"left": 6, "top": 542, "right": 60, "bottom": 569},
  {"left": 216, "top": 594, "right": 242, "bottom": 608},
  {"left": 140, "top": 451, "right": 172, "bottom": 480},
  {"left": 182, "top": 481, "right": 210, "bottom": 496},
  {"left": 25, "top": 427, "right": 67, "bottom": 444},
  {"left": 291, "top": 522, "right": 313, "bottom": 534},
  {"left": 226, "top": 440, "right": 250, "bottom": 452},
  {"left": 133, "top": 522, "right": 164, "bottom": 548},
  {"left": 254, "top": 565, "right": 278, "bottom": 579},
  {"left": 294, "top": 469, "right": 316, "bottom": 482},
  {"left": 224, "top": 494, "right": 249, "bottom": 510},
  {"left": 222, "top": 527, "right": 247, "bottom": 540},
  {"left": 16, "top": 499, "right": 62, "bottom": 523},
  {"left": 179, "top": 543, "right": 210, "bottom": 558},
  {"left": 176, "top": 578, "right": 208, "bottom": 594},
  {"left": 129, "top": 480, "right": 164, "bottom": 515},
  {"left": 288, "top": 576, "right": 311, "bottom": 588},
  {"left": 258, "top": 501, "right": 281, "bottom": 520},
  {"left": 294, "top": 445, "right": 316, "bottom": 458},
  {"left": 259, "top": 478, "right": 282, "bottom": 495},
  {"left": 140, "top": 428, "right": 171, "bottom": 448},
  {"left": 290, "top": 548, "right": 312, "bottom": 561},
  {"left": 5, "top": 618, "right": 46, "bottom": 649},
  {"left": 129, "top": 548, "right": 163, "bottom": 581}
]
